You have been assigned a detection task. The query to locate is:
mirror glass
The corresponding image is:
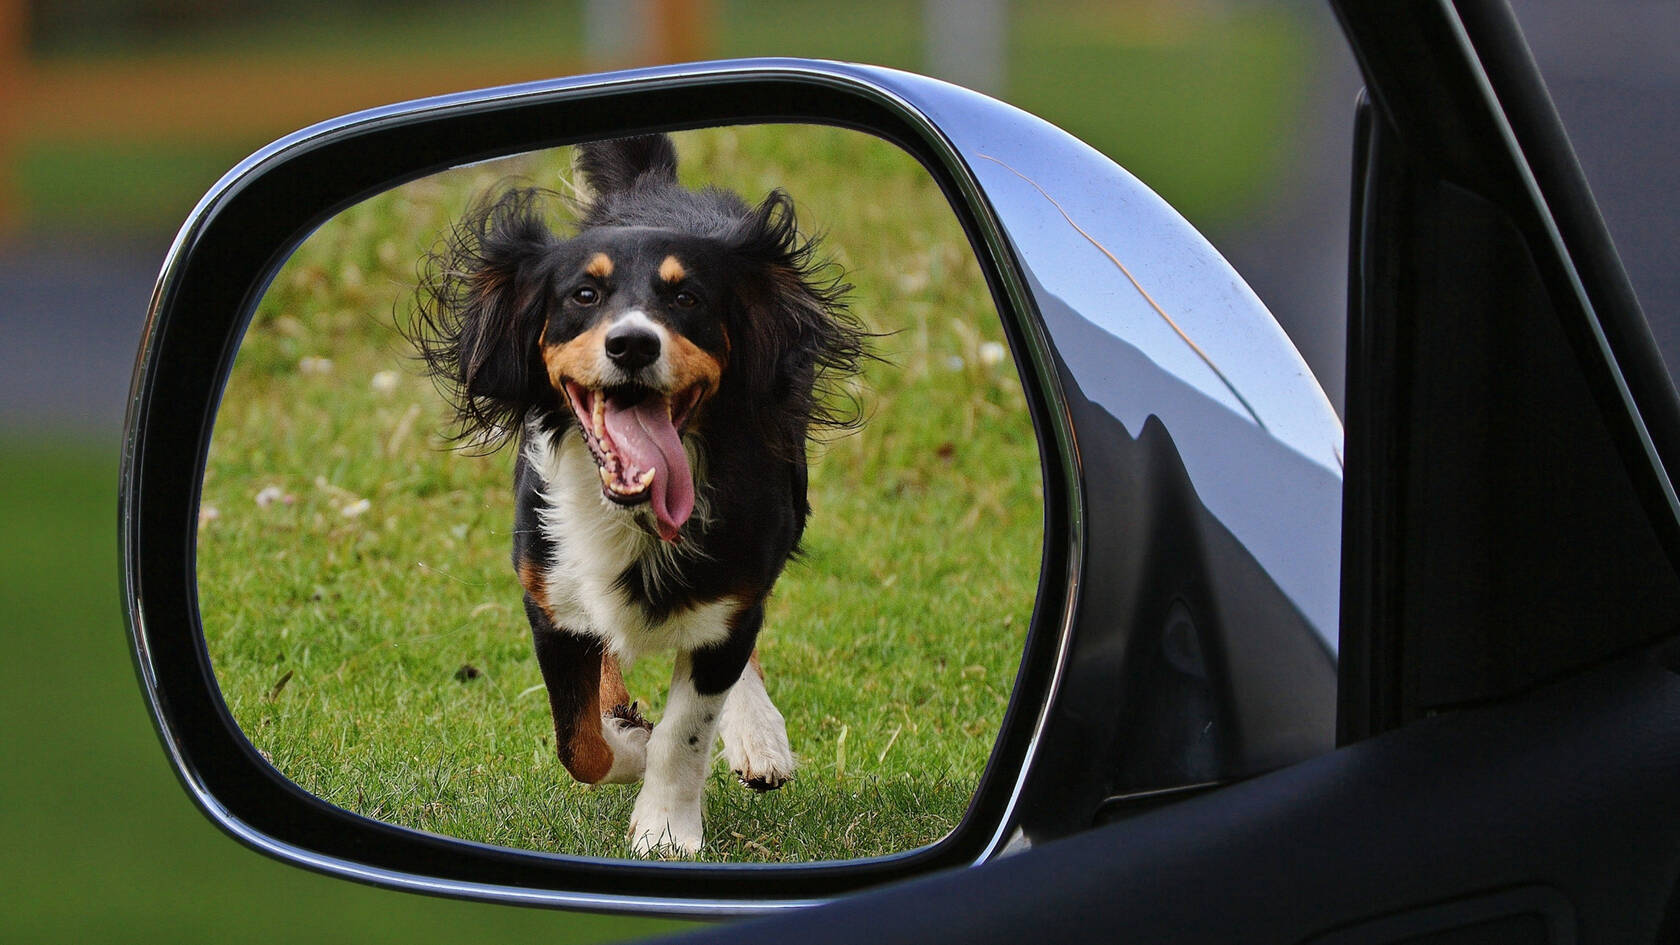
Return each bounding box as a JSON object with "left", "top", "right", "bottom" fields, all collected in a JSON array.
[{"left": 197, "top": 125, "right": 1043, "bottom": 862}]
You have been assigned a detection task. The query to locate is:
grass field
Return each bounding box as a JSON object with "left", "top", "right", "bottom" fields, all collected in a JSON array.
[{"left": 196, "top": 125, "right": 1043, "bottom": 862}]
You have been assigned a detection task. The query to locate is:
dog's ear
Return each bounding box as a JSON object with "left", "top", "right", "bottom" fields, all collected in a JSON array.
[
  {"left": 725, "top": 190, "right": 869, "bottom": 457},
  {"left": 575, "top": 135, "right": 679, "bottom": 199},
  {"left": 409, "top": 188, "right": 556, "bottom": 451}
]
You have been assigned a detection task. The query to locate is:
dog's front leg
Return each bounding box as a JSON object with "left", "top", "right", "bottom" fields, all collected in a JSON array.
[
  {"left": 628, "top": 610, "right": 758, "bottom": 857},
  {"left": 627, "top": 650, "right": 727, "bottom": 856},
  {"left": 529, "top": 596, "right": 649, "bottom": 785}
]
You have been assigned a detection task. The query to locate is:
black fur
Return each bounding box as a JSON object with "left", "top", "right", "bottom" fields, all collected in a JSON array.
[
  {"left": 407, "top": 133, "right": 869, "bottom": 797},
  {"left": 574, "top": 135, "right": 868, "bottom": 462}
]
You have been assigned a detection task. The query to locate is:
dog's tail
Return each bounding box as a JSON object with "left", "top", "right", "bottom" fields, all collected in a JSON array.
[{"left": 575, "top": 134, "right": 679, "bottom": 198}]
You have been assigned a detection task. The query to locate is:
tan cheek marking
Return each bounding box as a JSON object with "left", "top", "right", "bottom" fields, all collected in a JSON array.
[
  {"left": 659, "top": 255, "right": 687, "bottom": 283},
  {"left": 542, "top": 322, "right": 614, "bottom": 390},
  {"left": 666, "top": 333, "right": 725, "bottom": 393},
  {"left": 585, "top": 253, "right": 613, "bottom": 278}
]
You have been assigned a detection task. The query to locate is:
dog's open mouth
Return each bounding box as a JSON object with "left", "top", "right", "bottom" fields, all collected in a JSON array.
[{"left": 563, "top": 381, "right": 704, "bottom": 542}]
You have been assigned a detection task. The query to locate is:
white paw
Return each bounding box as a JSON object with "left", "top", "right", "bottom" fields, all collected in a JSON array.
[
  {"left": 596, "top": 714, "right": 651, "bottom": 784},
  {"left": 720, "top": 675, "right": 796, "bottom": 791},
  {"left": 627, "top": 790, "right": 703, "bottom": 857},
  {"left": 722, "top": 718, "right": 795, "bottom": 791}
]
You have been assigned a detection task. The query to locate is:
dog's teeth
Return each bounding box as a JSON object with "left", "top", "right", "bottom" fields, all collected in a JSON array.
[
  {"left": 637, "top": 468, "right": 655, "bottom": 488},
  {"left": 592, "top": 393, "right": 606, "bottom": 439},
  {"left": 599, "top": 466, "right": 613, "bottom": 487}
]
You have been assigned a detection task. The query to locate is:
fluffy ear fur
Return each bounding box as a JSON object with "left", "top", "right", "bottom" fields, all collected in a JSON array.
[
  {"left": 725, "top": 190, "right": 870, "bottom": 459},
  {"left": 409, "top": 188, "right": 557, "bottom": 451}
]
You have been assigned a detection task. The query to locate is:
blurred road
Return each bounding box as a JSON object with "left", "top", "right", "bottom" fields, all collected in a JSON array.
[{"left": 0, "top": 237, "right": 167, "bottom": 433}]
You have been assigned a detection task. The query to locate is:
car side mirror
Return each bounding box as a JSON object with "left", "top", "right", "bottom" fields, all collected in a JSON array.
[{"left": 122, "top": 58, "right": 1341, "bottom": 913}]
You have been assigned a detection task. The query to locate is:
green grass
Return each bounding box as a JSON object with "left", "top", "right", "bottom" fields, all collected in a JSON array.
[
  {"left": 0, "top": 439, "right": 682, "bottom": 942},
  {"left": 196, "top": 125, "right": 1043, "bottom": 862}
]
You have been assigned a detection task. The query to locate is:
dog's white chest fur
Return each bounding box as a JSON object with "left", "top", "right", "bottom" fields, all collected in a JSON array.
[{"left": 524, "top": 425, "right": 731, "bottom": 662}]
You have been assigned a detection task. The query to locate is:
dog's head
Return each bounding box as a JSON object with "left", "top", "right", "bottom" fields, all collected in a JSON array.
[{"left": 411, "top": 134, "right": 866, "bottom": 541}]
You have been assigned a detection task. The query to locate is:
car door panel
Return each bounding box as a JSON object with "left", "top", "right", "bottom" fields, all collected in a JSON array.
[{"left": 658, "top": 647, "right": 1680, "bottom": 944}]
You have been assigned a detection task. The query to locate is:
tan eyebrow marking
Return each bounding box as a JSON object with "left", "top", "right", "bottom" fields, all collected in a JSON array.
[
  {"left": 659, "top": 255, "right": 686, "bottom": 283},
  {"left": 585, "top": 253, "right": 613, "bottom": 278}
]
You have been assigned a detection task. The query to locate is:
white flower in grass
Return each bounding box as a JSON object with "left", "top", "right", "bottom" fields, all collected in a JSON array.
[
  {"left": 198, "top": 505, "right": 220, "bottom": 527},
  {"left": 978, "top": 341, "right": 1006, "bottom": 368},
  {"left": 298, "top": 356, "right": 334, "bottom": 375},
  {"left": 255, "top": 485, "right": 285, "bottom": 507},
  {"left": 341, "top": 498, "right": 372, "bottom": 518},
  {"left": 370, "top": 370, "right": 400, "bottom": 394}
]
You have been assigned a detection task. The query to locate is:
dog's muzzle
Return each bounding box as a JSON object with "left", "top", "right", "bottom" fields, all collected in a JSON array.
[{"left": 563, "top": 380, "right": 703, "bottom": 543}]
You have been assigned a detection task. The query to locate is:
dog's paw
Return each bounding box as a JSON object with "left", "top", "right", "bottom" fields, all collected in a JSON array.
[
  {"left": 735, "top": 766, "right": 794, "bottom": 792},
  {"left": 721, "top": 694, "right": 796, "bottom": 791},
  {"left": 627, "top": 792, "right": 703, "bottom": 858},
  {"left": 723, "top": 711, "right": 795, "bottom": 790},
  {"left": 596, "top": 711, "right": 652, "bottom": 785},
  {"left": 732, "top": 756, "right": 795, "bottom": 792}
]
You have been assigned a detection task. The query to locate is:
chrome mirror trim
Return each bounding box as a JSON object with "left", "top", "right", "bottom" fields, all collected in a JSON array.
[{"left": 122, "top": 56, "right": 1341, "bottom": 913}]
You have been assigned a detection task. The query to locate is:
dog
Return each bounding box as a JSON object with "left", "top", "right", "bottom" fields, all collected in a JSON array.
[{"left": 409, "top": 134, "right": 866, "bottom": 856}]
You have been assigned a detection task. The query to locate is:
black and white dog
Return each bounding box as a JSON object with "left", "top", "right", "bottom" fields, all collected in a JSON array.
[{"left": 410, "top": 134, "right": 866, "bottom": 855}]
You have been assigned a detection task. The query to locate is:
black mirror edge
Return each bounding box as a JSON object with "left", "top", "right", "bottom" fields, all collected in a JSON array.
[{"left": 118, "top": 59, "right": 1083, "bottom": 915}]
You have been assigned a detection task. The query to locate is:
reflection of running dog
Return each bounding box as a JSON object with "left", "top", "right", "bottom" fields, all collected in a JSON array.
[{"left": 410, "top": 134, "right": 867, "bottom": 856}]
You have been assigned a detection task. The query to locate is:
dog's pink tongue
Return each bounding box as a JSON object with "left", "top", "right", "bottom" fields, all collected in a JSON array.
[{"left": 603, "top": 396, "right": 694, "bottom": 542}]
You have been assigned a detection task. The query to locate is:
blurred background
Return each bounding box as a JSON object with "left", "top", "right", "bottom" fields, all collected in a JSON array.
[{"left": 0, "top": 0, "right": 1670, "bottom": 941}]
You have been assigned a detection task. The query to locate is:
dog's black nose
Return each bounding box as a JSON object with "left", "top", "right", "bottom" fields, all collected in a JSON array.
[{"left": 604, "top": 324, "right": 661, "bottom": 371}]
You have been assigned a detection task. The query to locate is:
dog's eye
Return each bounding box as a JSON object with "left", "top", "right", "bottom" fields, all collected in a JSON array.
[
  {"left": 570, "top": 286, "right": 600, "bottom": 305},
  {"left": 672, "top": 291, "right": 698, "bottom": 308}
]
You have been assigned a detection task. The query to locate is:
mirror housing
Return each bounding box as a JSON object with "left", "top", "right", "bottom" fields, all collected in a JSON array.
[{"left": 123, "top": 58, "right": 1341, "bottom": 913}]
